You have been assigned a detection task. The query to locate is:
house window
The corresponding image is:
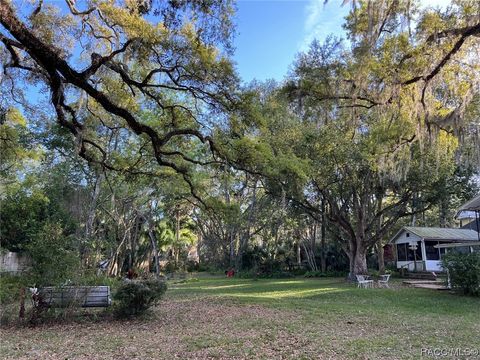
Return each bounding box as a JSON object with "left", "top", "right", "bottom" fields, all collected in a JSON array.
[{"left": 425, "top": 241, "right": 440, "bottom": 260}]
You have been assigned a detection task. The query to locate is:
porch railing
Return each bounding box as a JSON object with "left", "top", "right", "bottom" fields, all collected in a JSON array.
[{"left": 399, "top": 260, "right": 425, "bottom": 272}]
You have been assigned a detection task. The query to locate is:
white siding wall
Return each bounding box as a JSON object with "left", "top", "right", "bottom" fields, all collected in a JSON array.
[{"left": 395, "top": 231, "right": 421, "bottom": 244}]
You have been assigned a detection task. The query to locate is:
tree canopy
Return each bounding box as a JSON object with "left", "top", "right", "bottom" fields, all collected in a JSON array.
[{"left": 1, "top": 0, "right": 479, "bottom": 278}]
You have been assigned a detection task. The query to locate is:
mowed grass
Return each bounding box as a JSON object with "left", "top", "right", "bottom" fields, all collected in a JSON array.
[{"left": 1, "top": 277, "right": 479, "bottom": 359}]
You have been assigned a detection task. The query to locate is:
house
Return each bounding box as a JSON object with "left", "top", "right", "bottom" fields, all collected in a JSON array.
[
  {"left": 432, "top": 194, "right": 480, "bottom": 253},
  {"left": 456, "top": 194, "right": 480, "bottom": 234},
  {"left": 389, "top": 226, "right": 479, "bottom": 272}
]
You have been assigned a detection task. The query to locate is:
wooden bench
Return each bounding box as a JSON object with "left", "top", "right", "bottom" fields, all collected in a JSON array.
[{"left": 37, "top": 286, "right": 112, "bottom": 308}]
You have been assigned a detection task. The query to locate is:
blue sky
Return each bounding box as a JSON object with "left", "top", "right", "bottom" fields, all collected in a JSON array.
[
  {"left": 233, "top": 0, "right": 451, "bottom": 83},
  {"left": 233, "top": 0, "right": 349, "bottom": 83},
  {"left": 12, "top": 0, "right": 451, "bottom": 94}
]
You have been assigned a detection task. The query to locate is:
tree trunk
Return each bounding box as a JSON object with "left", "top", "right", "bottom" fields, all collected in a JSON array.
[
  {"left": 439, "top": 196, "right": 449, "bottom": 227},
  {"left": 175, "top": 208, "right": 180, "bottom": 268},
  {"left": 297, "top": 242, "right": 302, "bottom": 266},
  {"left": 311, "top": 221, "right": 317, "bottom": 269},
  {"left": 375, "top": 195, "right": 385, "bottom": 274},
  {"left": 82, "top": 171, "right": 103, "bottom": 265},
  {"left": 352, "top": 245, "right": 368, "bottom": 276},
  {"left": 147, "top": 226, "right": 160, "bottom": 277},
  {"left": 320, "top": 199, "right": 327, "bottom": 272},
  {"left": 376, "top": 242, "right": 385, "bottom": 274},
  {"left": 229, "top": 235, "right": 235, "bottom": 267},
  {"left": 236, "top": 180, "right": 257, "bottom": 270},
  {"left": 302, "top": 242, "right": 318, "bottom": 271},
  {"left": 347, "top": 248, "right": 355, "bottom": 278},
  {"left": 346, "top": 236, "right": 368, "bottom": 280},
  {"left": 108, "top": 233, "right": 127, "bottom": 276},
  {"left": 411, "top": 193, "right": 417, "bottom": 226}
]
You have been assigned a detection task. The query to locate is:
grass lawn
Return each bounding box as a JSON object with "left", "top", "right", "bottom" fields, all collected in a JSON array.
[{"left": 1, "top": 277, "right": 479, "bottom": 359}]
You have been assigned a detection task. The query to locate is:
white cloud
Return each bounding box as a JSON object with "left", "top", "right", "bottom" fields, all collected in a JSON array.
[
  {"left": 300, "top": 0, "right": 349, "bottom": 51},
  {"left": 304, "top": 0, "right": 324, "bottom": 31},
  {"left": 300, "top": 0, "right": 454, "bottom": 51},
  {"left": 419, "top": 0, "right": 451, "bottom": 9}
]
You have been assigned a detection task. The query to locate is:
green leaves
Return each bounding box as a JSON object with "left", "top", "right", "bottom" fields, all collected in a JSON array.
[
  {"left": 442, "top": 252, "right": 480, "bottom": 296},
  {"left": 26, "top": 221, "right": 80, "bottom": 286}
]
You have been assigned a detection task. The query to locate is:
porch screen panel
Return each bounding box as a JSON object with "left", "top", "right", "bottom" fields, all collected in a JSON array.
[
  {"left": 397, "top": 243, "right": 407, "bottom": 261},
  {"left": 425, "top": 241, "right": 440, "bottom": 260},
  {"left": 452, "top": 246, "right": 470, "bottom": 254},
  {"left": 407, "top": 242, "right": 423, "bottom": 261}
]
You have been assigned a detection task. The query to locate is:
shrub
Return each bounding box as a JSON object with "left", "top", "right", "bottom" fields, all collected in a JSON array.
[
  {"left": 26, "top": 222, "right": 79, "bottom": 286},
  {"left": 76, "top": 270, "right": 120, "bottom": 290},
  {"left": 236, "top": 270, "right": 295, "bottom": 279},
  {"left": 186, "top": 260, "right": 200, "bottom": 272},
  {"left": 113, "top": 279, "right": 167, "bottom": 317},
  {"left": 304, "top": 270, "right": 348, "bottom": 278},
  {"left": 0, "top": 273, "right": 29, "bottom": 305},
  {"left": 291, "top": 268, "right": 307, "bottom": 276},
  {"left": 163, "top": 261, "right": 177, "bottom": 274},
  {"left": 268, "top": 271, "right": 295, "bottom": 279},
  {"left": 442, "top": 252, "right": 480, "bottom": 296}
]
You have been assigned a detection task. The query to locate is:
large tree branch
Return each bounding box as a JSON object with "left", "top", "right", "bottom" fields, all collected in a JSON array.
[
  {"left": 0, "top": 1, "right": 234, "bottom": 206},
  {"left": 80, "top": 39, "right": 136, "bottom": 78},
  {"left": 426, "top": 24, "right": 480, "bottom": 43},
  {"left": 403, "top": 22, "right": 480, "bottom": 86}
]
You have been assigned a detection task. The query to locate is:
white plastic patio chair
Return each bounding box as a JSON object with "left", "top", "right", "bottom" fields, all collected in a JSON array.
[
  {"left": 378, "top": 274, "right": 391, "bottom": 288},
  {"left": 356, "top": 275, "right": 374, "bottom": 288}
]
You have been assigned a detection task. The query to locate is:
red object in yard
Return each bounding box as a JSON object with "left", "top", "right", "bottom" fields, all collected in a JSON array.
[
  {"left": 127, "top": 268, "right": 137, "bottom": 279},
  {"left": 226, "top": 269, "right": 235, "bottom": 277},
  {"left": 383, "top": 244, "right": 395, "bottom": 262}
]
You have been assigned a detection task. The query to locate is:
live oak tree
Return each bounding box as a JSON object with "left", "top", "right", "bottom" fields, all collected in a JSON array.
[
  {"left": 228, "top": 1, "right": 480, "bottom": 276},
  {"left": 2, "top": 0, "right": 479, "bottom": 278},
  {"left": 0, "top": 0, "right": 237, "bottom": 202},
  {"left": 284, "top": 1, "right": 480, "bottom": 276}
]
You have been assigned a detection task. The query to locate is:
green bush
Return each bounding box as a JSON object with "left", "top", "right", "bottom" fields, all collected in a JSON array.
[
  {"left": 442, "top": 252, "right": 480, "bottom": 296},
  {"left": 291, "top": 268, "right": 307, "bottom": 276},
  {"left": 75, "top": 270, "right": 120, "bottom": 290},
  {"left": 236, "top": 270, "right": 295, "bottom": 279},
  {"left": 186, "top": 260, "right": 200, "bottom": 272},
  {"left": 304, "top": 270, "right": 348, "bottom": 278},
  {"left": 113, "top": 279, "right": 167, "bottom": 317},
  {"left": 26, "top": 222, "right": 79, "bottom": 286},
  {"left": 0, "top": 274, "right": 29, "bottom": 304}
]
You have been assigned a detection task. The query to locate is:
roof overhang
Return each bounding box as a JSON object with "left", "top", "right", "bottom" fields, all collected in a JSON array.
[
  {"left": 389, "top": 226, "right": 479, "bottom": 244},
  {"left": 434, "top": 241, "right": 480, "bottom": 249},
  {"left": 427, "top": 238, "right": 479, "bottom": 242},
  {"left": 456, "top": 194, "right": 480, "bottom": 217}
]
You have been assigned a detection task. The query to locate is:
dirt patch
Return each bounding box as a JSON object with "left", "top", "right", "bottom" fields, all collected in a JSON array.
[{"left": 0, "top": 297, "right": 320, "bottom": 359}]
